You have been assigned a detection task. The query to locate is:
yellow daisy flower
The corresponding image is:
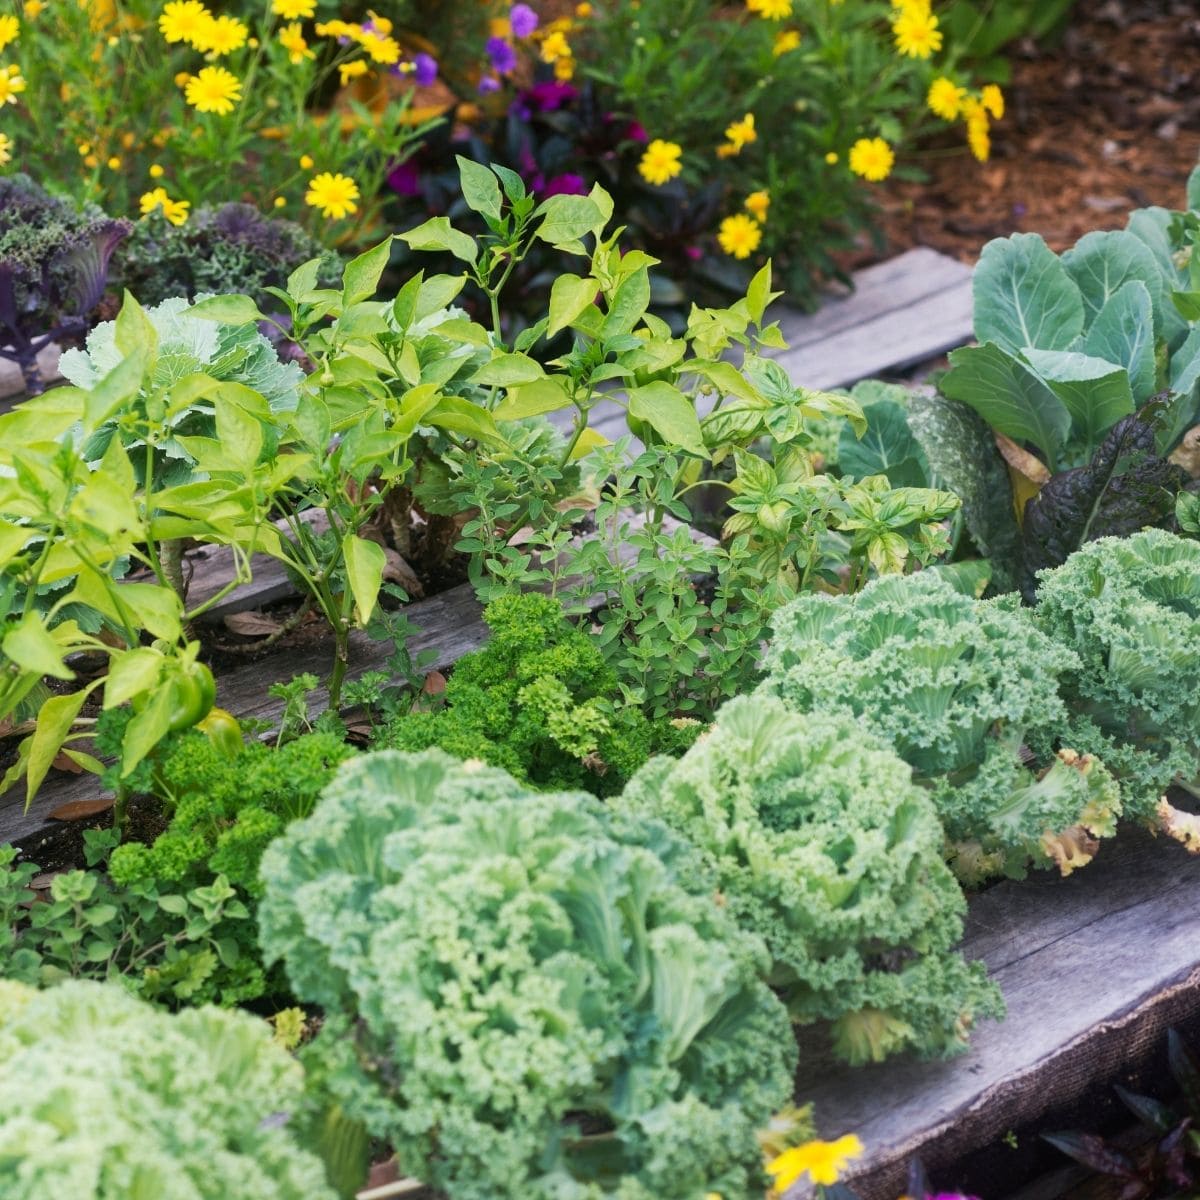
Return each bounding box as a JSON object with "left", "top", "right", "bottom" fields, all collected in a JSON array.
[
  {"left": 767, "top": 1135, "right": 864, "bottom": 1190},
  {"left": 773, "top": 29, "right": 801, "bottom": 55},
  {"left": 927, "top": 76, "right": 965, "bottom": 121},
  {"left": 724, "top": 112, "right": 757, "bottom": 151},
  {"left": 23, "top": 0, "right": 43, "bottom": 18},
  {"left": 981, "top": 83, "right": 1005, "bottom": 120},
  {"left": 272, "top": 0, "right": 315, "bottom": 17},
  {"left": 746, "top": 0, "right": 792, "bottom": 18},
  {"left": 359, "top": 31, "right": 401, "bottom": 65},
  {"left": 540, "top": 30, "right": 571, "bottom": 62},
  {"left": 194, "top": 13, "right": 248, "bottom": 56},
  {"left": 305, "top": 171, "right": 360, "bottom": 219},
  {"left": 338, "top": 59, "right": 369, "bottom": 85},
  {"left": 0, "top": 133, "right": 11, "bottom": 165},
  {"left": 638, "top": 138, "right": 682, "bottom": 186},
  {"left": 0, "top": 65, "right": 26, "bottom": 106},
  {"left": 184, "top": 65, "right": 242, "bottom": 116},
  {"left": 848, "top": 136, "right": 894, "bottom": 181},
  {"left": 892, "top": 7, "right": 942, "bottom": 58},
  {"left": 278, "top": 22, "right": 314, "bottom": 64},
  {"left": 0, "top": 14, "right": 19, "bottom": 52},
  {"left": 158, "top": 0, "right": 209, "bottom": 45},
  {"left": 717, "top": 214, "right": 762, "bottom": 259},
  {"left": 140, "top": 186, "right": 190, "bottom": 226},
  {"left": 744, "top": 190, "right": 770, "bottom": 222}
]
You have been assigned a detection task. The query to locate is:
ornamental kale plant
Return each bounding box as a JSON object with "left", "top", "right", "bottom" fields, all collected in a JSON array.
[
  {"left": 939, "top": 205, "right": 1200, "bottom": 593},
  {"left": 1033, "top": 529, "right": 1200, "bottom": 831},
  {"left": 617, "top": 695, "right": 1004, "bottom": 1065},
  {"left": 115, "top": 203, "right": 341, "bottom": 311},
  {"left": 0, "top": 174, "right": 130, "bottom": 393},
  {"left": 0, "top": 979, "right": 337, "bottom": 1200},
  {"left": 373, "top": 592, "right": 700, "bottom": 794},
  {"left": 259, "top": 749, "right": 796, "bottom": 1200},
  {"left": 760, "top": 571, "right": 1122, "bottom": 884}
]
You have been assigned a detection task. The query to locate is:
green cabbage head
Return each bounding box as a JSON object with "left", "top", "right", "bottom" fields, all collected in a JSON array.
[{"left": 258, "top": 749, "right": 796, "bottom": 1200}]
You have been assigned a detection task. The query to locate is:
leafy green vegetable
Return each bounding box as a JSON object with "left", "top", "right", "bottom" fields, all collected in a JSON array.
[
  {"left": 1033, "top": 529, "right": 1200, "bottom": 823},
  {"left": 259, "top": 749, "right": 796, "bottom": 1200},
  {"left": 373, "top": 593, "right": 699, "bottom": 794},
  {"left": 761, "top": 571, "right": 1122, "bottom": 883},
  {"left": 0, "top": 979, "right": 337, "bottom": 1199},
  {"left": 617, "top": 695, "right": 1004, "bottom": 1064}
]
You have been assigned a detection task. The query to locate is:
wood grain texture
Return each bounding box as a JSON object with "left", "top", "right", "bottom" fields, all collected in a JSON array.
[{"left": 787, "top": 827, "right": 1200, "bottom": 1200}]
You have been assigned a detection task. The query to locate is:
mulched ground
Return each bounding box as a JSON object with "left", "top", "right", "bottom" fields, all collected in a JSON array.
[{"left": 862, "top": 0, "right": 1200, "bottom": 265}]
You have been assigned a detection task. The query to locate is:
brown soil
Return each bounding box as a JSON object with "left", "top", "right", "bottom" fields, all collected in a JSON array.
[{"left": 862, "top": 0, "right": 1200, "bottom": 266}]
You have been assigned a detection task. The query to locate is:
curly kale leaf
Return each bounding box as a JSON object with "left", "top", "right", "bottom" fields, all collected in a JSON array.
[
  {"left": 259, "top": 749, "right": 795, "bottom": 1200},
  {"left": 373, "top": 592, "right": 699, "bottom": 794},
  {"left": 1033, "top": 528, "right": 1200, "bottom": 819},
  {"left": 0, "top": 980, "right": 336, "bottom": 1200},
  {"left": 617, "top": 695, "right": 1003, "bottom": 1063},
  {"left": 760, "top": 571, "right": 1122, "bottom": 880},
  {"left": 1021, "top": 399, "right": 1191, "bottom": 599}
]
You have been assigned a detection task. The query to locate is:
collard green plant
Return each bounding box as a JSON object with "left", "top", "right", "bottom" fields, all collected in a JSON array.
[
  {"left": 373, "top": 592, "right": 699, "bottom": 794},
  {"left": 0, "top": 174, "right": 130, "bottom": 394},
  {"left": 259, "top": 749, "right": 796, "bottom": 1200},
  {"left": 0, "top": 979, "right": 337, "bottom": 1200},
  {"left": 617, "top": 695, "right": 1004, "bottom": 1065},
  {"left": 760, "top": 571, "right": 1122, "bottom": 884},
  {"left": 1032, "top": 529, "right": 1200, "bottom": 830}
]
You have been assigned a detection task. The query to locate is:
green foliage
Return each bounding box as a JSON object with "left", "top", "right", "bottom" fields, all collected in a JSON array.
[
  {"left": 258, "top": 749, "right": 796, "bottom": 1200},
  {"left": 617, "top": 695, "right": 1004, "bottom": 1064},
  {"left": 761, "top": 571, "right": 1122, "bottom": 883},
  {"left": 115, "top": 203, "right": 342, "bottom": 310},
  {"left": 0, "top": 845, "right": 264, "bottom": 1006},
  {"left": 373, "top": 592, "right": 699, "bottom": 794},
  {"left": 1032, "top": 530, "right": 1200, "bottom": 822},
  {"left": 109, "top": 730, "right": 354, "bottom": 896},
  {"left": 0, "top": 979, "right": 337, "bottom": 1200}
]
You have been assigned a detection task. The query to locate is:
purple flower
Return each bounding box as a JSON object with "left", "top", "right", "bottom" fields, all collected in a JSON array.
[
  {"left": 486, "top": 36, "right": 517, "bottom": 74},
  {"left": 387, "top": 160, "right": 421, "bottom": 197},
  {"left": 685, "top": 244, "right": 703, "bottom": 261},
  {"left": 510, "top": 3, "right": 538, "bottom": 37},
  {"left": 626, "top": 120, "right": 648, "bottom": 143},
  {"left": 542, "top": 173, "right": 587, "bottom": 196},
  {"left": 478, "top": 74, "right": 502, "bottom": 94},
  {"left": 517, "top": 80, "right": 578, "bottom": 112},
  {"left": 413, "top": 52, "right": 438, "bottom": 87}
]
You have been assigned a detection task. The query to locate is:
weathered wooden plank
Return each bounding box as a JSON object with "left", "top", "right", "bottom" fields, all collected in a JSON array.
[{"left": 787, "top": 826, "right": 1200, "bottom": 1200}]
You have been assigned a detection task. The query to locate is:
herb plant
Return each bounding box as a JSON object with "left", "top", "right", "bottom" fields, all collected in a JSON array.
[
  {"left": 259, "top": 748, "right": 797, "bottom": 1200},
  {"left": 617, "top": 694, "right": 1004, "bottom": 1064}
]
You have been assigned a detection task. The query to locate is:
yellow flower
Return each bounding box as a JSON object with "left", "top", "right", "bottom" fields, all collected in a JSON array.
[
  {"left": 746, "top": 0, "right": 792, "bottom": 18},
  {"left": 767, "top": 1135, "right": 864, "bottom": 1190},
  {"left": 78, "top": 141, "right": 91, "bottom": 155},
  {"left": 981, "top": 83, "right": 1005, "bottom": 120},
  {"left": 272, "top": 0, "right": 315, "bottom": 17},
  {"left": 194, "top": 13, "right": 248, "bottom": 55},
  {"left": 724, "top": 112, "right": 757, "bottom": 152},
  {"left": 140, "top": 186, "right": 190, "bottom": 226},
  {"left": 576, "top": 1, "right": 593, "bottom": 13},
  {"left": 927, "top": 76, "right": 965, "bottom": 121},
  {"left": 0, "top": 14, "right": 19, "bottom": 52},
  {"left": 299, "top": 153, "right": 314, "bottom": 169},
  {"left": 359, "top": 31, "right": 401, "bottom": 65},
  {"left": 554, "top": 55, "right": 575, "bottom": 80},
  {"left": 83, "top": 153, "right": 99, "bottom": 168},
  {"left": 0, "top": 65, "right": 26, "bottom": 106},
  {"left": 638, "top": 138, "right": 682, "bottom": 186},
  {"left": 107, "top": 155, "right": 121, "bottom": 169},
  {"left": 274, "top": 196, "right": 286, "bottom": 208},
  {"left": 315, "top": 19, "right": 356, "bottom": 38},
  {"left": 718, "top": 213, "right": 762, "bottom": 259},
  {"left": 825, "top": 150, "right": 838, "bottom": 164},
  {"left": 149, "top": 163, "right": 164, "bottom": 178},
  {"left": 305, "top": 171, "right": 360, "bottom": 219},
  {"left": 22, "top": 0, "right": 43, "bottom": 18},
  {"left": 892, "top": 7, "right": 942, "bottom": 58},
  {"left": 745, "top": 189, "right": 770, "bottom": 222},
  {"left": 965, "top": 103, "right": 990, "bottom": 162},
  {"left": 0, "top": 133, "right": 11, "bottom": 165},
  {"left": 716, "top": 143, "right": 739, "bottom": 159},
  {"left": 773, "top": 29, "right": 801, "bottom": 55},
  {"left": 540, "top": 30, "right": 571, "bottom": 62},
  {"left": 158, "top": 0, "right": 209, "bottom": 45},
  {"left": 278, "top": 22, "right": 314, "bottom": 64},
  {"left": 338, "top": 59, "right": 369, "bottom": 85},
  {"left": 184, "top": 65, "right": 242, "bottom": 115},
  {"left": 848, "top": 136, "right": 894, "bottom": 181}
]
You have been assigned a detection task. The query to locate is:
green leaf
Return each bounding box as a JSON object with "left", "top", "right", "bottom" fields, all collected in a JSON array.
[
  {"left": 1061, "top": 229, "right": 1164, "bottom": 331},
  {"left": 627, "top": 382, "right": 707, "bottom": 457},
  {"left": 27, "top": 689, "right": 90, "bottom": 805},
  {"left": 972, "top": 233, "right": 1085, "bottom": 352},
  {"left": 119, "top": 583, "right": 184, "bottom": 642},
  {"left": 941, "top": 342, "right": 1072, "bottom": 467},
  {"left": 214, "top": 394, "right": 263, "bottom": 472},
  {"left": 121, "top": 685, "right": 175, "bottom": 777},
  {"left": 341, "top": 238, "right": 393, "bottom": 307},
  {"left": 1188, "top": 163, "right": 1200, "bottom": 211},
  {"left": 1084, "top": 281, "right": 1157, "bottom": 403},
  {"left": 343, "top": 533, "right": 386, "bottom": 625},
  {"left": 745, "top": 262, "right": 781, "bottom": 326},
  {"left": 2, "top": 613, "right": 74, "bottom": 680},
  {"left": 104, "top": 647, "right": 165, "bottom": 709},
  {"left": 456, "top": 155, "right": 503, "bottom": 223},
  {"left": 837, "top": 401, "right": 930, "bottom": 488},
  {"left": 1021, "top": 348, "right": 1134, "bottom": 455},
  {"left": 397, "top": 218, "right": 478, "bottom": 265},
  {"left": 533, "top": 194, "right": 605, "bottom": 248},
  {"left": 188, "top": 294, "right": 268, "bottom": 325},
  {"left": 469, "top": 352, "right": 544, "bottom": 387},
  {"left": 81, "top": 348, "right": 149, "bottom": 435},
  {"left": 114, "top": 292, "right": 159, "bottom": 359},
  {"left": 602, "top": 268, "right": 650, "bottom": 338},
  {"left": 547, "top": 274, "right": 599, "bottom": 338},
  {"left": 494, "top": 377, "right": 571, "bottom": 420},
  {"left": 287, "top": 257, "right": 321, "bottom": 298},
  {"left": 426, "top": 396, "right": 504, "bottom": 444}
]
